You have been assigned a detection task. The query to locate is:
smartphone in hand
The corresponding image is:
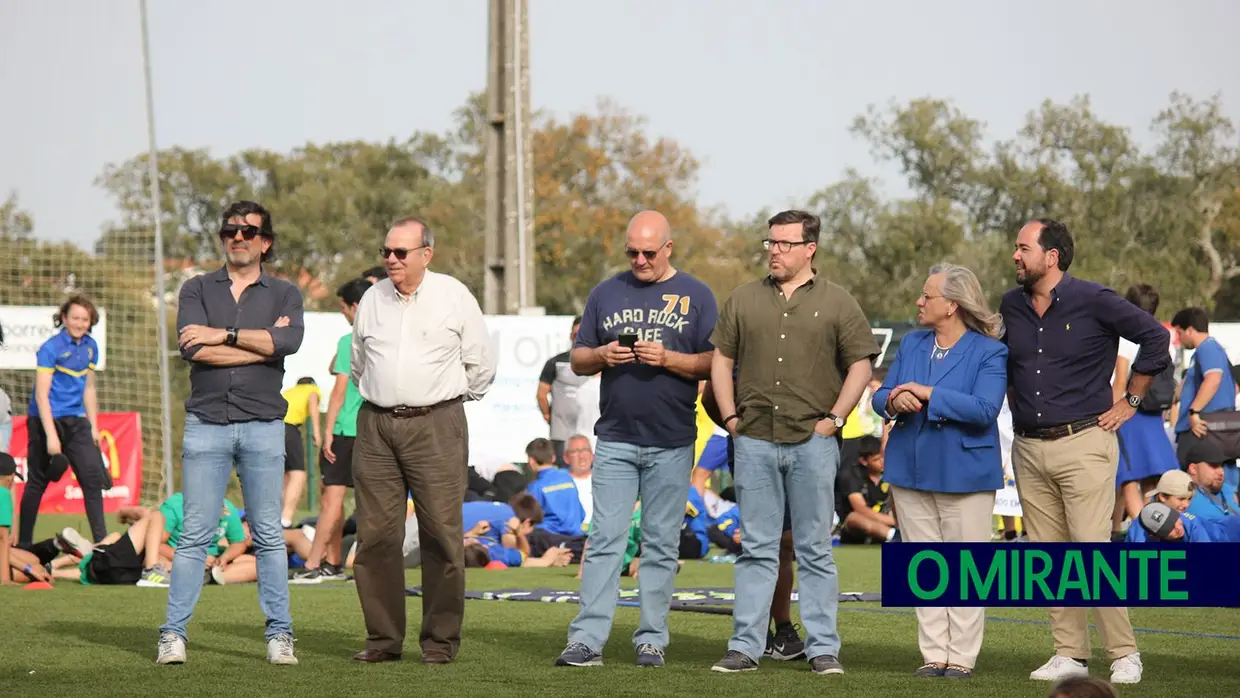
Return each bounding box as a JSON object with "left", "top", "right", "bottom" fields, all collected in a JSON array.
[{"left": 618, "top": 332, "right": 639, "bottom": 349}]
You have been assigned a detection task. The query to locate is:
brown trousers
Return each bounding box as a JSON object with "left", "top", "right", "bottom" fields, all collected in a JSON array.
[
  {"left": 1011, "top": 425, "right": 1138, "bottom": 660},
  {"left": 353, "top": 401, "right": 468, "bottom": 659}
]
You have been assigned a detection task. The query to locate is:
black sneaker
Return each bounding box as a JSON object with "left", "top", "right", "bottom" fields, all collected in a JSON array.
[
  {"left": 711, "top": 650, "right": 759, "bottom": 673},
  {"left": 810, "top": 654, "right": 844, "bottom": 675},
  {"left": 555, "top": 642, "right": 602, "bottom": 667},
  {"left": 289, "top": 566, "right": 327, "bottom": 585},
  {"left": 318, "top": 563, "right": 348, "bottom": 581},
  {"left": 636, "top": 643, "right": 664, "bottom": 668},
  {"left": 767, "top": 623, "right": 806, "bottom": 661}
]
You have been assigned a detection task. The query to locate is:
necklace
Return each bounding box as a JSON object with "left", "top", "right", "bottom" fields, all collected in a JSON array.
[{"left": 933, "top": 340, "right": 951, "bottom": 361}]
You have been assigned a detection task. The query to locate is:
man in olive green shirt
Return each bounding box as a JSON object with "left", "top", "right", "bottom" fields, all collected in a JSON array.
[
  {"left": 292, "top": 277, "right": 372, "bottom": 583},
  {"left": 709, "top": 210, "right": 879, "bottom": 676}
]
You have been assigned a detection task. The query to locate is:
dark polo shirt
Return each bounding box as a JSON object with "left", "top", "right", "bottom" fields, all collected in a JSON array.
[
  {"left": 178, "top": 266, "right": 305, "bottom": 424},
  {"left": 999, "top": 274, "right": 1170, "bottom": 430},
  {"left": 712, "top": 274, "right": 879, "bottom": 444}
]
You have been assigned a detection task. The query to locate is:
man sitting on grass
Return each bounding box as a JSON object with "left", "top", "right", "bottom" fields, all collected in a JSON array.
[{"left": 835, "top": 436, "right": 899, "bottom": 544}]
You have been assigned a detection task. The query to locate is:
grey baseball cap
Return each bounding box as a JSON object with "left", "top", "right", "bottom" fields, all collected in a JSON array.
[{"left": 1139, "top": 501, "right": 1179, "bottom": 539}]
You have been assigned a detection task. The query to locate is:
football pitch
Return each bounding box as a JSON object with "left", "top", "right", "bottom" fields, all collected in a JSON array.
[{"left": 4, "top": 514, "right": 1239, "bottom": 697}]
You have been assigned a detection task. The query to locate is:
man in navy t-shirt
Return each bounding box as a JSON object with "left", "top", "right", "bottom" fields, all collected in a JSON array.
[{"left": 556, "top": 210, "right": 718, "bottom": 669}]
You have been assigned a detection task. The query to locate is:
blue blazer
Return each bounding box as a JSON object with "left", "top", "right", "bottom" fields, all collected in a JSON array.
[{"left": 871, "top": 329, "right": 1008, "bottom": 494}]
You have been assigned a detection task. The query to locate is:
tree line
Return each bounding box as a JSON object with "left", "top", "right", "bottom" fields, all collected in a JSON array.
[{"left": 5, "top": 90, "right": 1240, "bottom": 324}]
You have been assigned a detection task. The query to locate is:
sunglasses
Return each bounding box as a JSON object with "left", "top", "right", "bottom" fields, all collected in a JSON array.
[
  {"left": 380, "top": 246, "right": 425, "bottom": 260},
  {"left": 625, "top": 241, "right": 668, "bottom": 260},
  {"left": 220, "top": 224, "right": 262, "bottom": 241}
]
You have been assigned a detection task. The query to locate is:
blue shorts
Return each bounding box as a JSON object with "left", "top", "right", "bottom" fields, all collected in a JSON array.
[
  {"left": 727, "top": 436, "right": 792, "bottom": 533},
  {"left": 696, "top": 433, "right": 729, "bottom": 473}
]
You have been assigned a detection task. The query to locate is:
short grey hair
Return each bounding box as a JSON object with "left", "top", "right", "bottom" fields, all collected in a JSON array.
[
  {"left": 928, "top": 263, "right": 1003, "bottom": 338},
  {"left": 391, "top": 216, "right": 434, "bottom": 249},
  {"left": 567, "top": 434, "right": 592, "bottom": 447}
]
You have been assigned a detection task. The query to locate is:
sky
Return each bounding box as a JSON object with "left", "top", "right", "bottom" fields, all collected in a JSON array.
[{"left": 1, "top": 0, "right": 1238, "bottom": 248}]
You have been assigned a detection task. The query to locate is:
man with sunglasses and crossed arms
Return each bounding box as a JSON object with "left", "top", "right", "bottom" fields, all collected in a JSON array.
[
  {"left": 348, "top": 217, "right": 496, "bottom": 664},
  {"left": 157, "top": 201, "right": 305, "bottom": 666},
  {"left": 555, "top": 210, "right": 717, "bottom": 669}
]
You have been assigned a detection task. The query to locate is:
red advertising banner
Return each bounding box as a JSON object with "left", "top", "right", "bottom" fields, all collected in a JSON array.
[{"left": 8, "top": 412, "right": 143, "bottom": 514}]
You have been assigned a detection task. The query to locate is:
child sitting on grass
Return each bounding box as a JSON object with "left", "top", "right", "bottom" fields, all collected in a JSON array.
[{"left": 1, "top": 452, "right": 92, "bottom": 585}]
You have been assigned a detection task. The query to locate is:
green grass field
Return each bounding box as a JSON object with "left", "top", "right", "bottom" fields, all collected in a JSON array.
[{"left": 4, "top": 513, "right": 1239, "bottom": 697}]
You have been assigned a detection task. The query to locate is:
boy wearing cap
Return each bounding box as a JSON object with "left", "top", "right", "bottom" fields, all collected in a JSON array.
[
  {"left": 1134, "top": 502, "right": 1211, "bottom": 543},
  {"left": 1182, "top": 440, "right": 1239, "bottom": 520},
  {"left": 1124, "top": 471, "right": 1194, "bottom": 543}
]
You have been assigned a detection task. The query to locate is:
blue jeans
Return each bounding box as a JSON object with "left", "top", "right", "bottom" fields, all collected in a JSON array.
[
  {"left": 567, "top": 439, "right": 693, "bottom": 652},
  {"left": 731, "top": 433, "right": 841, "bottom": 661},
  {"left": 160, "top": 414, "right": 291, "bottom": 642}
]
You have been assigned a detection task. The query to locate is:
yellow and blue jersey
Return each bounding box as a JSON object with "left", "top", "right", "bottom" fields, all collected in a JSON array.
[
  {"left": 683, "top": 487, "right": 711, "bottom": 556},
  {"left": 1125, "top": 510, "right": 1210, "bottom": 543},
  {"left": 463, "top": 501, "right": 515, "bottom": 541},
  {"left": 528, "top": 468, "right": 587, "bottom": 537},
  {"left": 475, "top": 536, "right": 524, "bottom": 567},
  {"left": 30, "top": 329, "right": 99, "bottom": 419},
  {"left": 710, "top": 502, "right": 741, "bottom": 540}
]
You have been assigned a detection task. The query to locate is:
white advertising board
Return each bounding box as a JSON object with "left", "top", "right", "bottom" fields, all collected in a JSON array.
[
  {"left": 0, "top": 305, "right": 108, "bottom": 370},
  {"left": 282, "top": 312, "right": 575, "bottom": 467}
]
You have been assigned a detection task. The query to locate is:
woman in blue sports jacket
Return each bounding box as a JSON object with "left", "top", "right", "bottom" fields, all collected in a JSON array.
[{"left": 872, "top": 263, "right": 1008, "bottom": 680}]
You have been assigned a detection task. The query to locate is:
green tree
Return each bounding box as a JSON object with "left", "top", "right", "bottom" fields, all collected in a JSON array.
[
  {"left": 813, "top": 93, "right": 1240, "bottom": 321},
  {"left": 1, "top": 192, "right": 34, "bottom": 241}
]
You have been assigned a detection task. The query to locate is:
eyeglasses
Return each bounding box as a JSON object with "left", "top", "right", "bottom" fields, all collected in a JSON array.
[
  {"left": 380, "top": 246, "right": 426, "bottom": 260},
  {"left": 625, "top": 241, "right": 668, "bottom": 260},
  {"left": 762, "top": 239, "right": 811, "bottom": 253},
  {"left": 219, "top": 224, "right": 262, "bottom": 241}
]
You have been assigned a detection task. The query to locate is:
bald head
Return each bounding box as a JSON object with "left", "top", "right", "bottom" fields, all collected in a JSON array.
[{"left": 626, "top": 210, "right": 670, "bottom": 244}]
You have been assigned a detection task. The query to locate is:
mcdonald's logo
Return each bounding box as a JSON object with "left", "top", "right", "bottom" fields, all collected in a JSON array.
[
  {"left": 66, "top": 429, "right": 121, "bottom": 483},
  {"left": 100, "top": 429, "right": 121, "bottom": 479}
]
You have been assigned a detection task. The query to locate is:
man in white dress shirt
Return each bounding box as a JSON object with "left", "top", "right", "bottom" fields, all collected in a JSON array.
[{"left": 348, "top": 217, "right": 497, "bottom": 665}]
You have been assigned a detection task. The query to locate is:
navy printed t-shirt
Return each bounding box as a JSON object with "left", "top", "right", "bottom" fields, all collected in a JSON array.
[{"left": 575, "top": 270, "right": 718, "bottom": 448}]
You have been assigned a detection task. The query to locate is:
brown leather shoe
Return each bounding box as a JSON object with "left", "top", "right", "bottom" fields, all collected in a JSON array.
[
  {"left": 352, "top": 649, "right": 402, "bottom": 663},
  {"left": 421, "top": 652, "right": 453, "bottom": 665}
]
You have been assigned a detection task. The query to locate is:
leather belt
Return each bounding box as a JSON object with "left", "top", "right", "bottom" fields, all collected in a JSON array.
[
  {"left": 365, "top": 396, "right": 462, "bottom": 418},
  {"left": 1014, "top": 416, "right": 1099, "bottom": 441}
]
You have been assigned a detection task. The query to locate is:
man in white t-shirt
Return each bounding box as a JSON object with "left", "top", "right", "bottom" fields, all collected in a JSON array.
[
  {"left": 564, "top": 434, "right": 594, "bottom": 525},
  {"left": 574, "top": 374, "right": 601, "bottom": 451}
]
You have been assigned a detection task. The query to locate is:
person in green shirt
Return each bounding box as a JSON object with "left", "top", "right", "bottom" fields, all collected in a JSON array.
[
  {"left": 292, "top": 277, "right": 371, "bottom": 584},
  {"left": 578, "top": 503, "right": 644, "bottom": 580}
]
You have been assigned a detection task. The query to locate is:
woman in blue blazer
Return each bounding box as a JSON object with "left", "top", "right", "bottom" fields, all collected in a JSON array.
[{"left": 872, "top": 263, "right": 1008, "bottom": 681}]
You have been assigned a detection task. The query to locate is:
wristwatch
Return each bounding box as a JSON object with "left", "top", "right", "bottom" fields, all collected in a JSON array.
[
  {"left": 1124, "top": 392, "right": 1141, "bottom": 409},
  {"left": 225, "top": 327, "right": 239, "bottom": 346},
  {"left": 826, "top": 412, "right": 844, "bottom": 429},
  {"left": 1189, "top": 408, "right": 1201, "bottom": 416}
]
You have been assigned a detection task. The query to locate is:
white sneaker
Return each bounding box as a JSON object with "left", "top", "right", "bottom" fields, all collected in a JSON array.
[
  {"left": 156, "top": 632, "right": 186, "bottom": 665},
  {"left": 1029, "top": 655, "right": 1088, "bottom": 681},
  {"left": 267, "top": 634, "right": 298, "bottom": 665},
  {"left": 1110, "top": 652, "right": 1142, "bottom": 684}
]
